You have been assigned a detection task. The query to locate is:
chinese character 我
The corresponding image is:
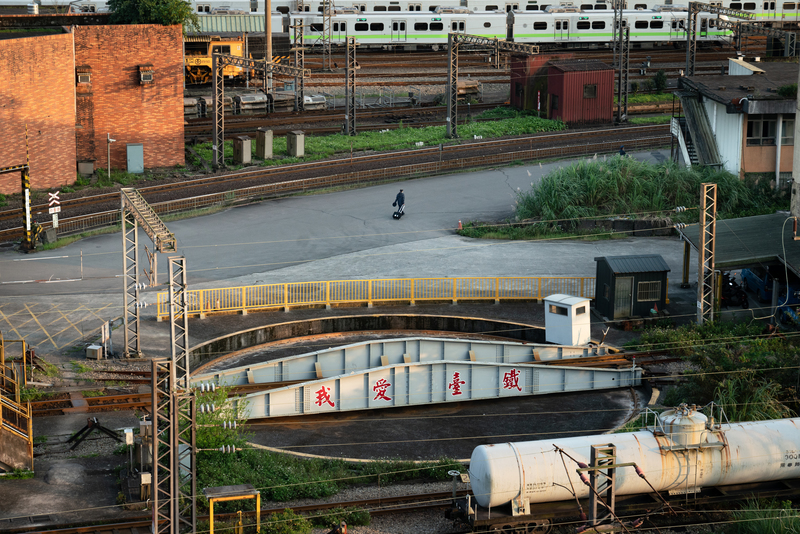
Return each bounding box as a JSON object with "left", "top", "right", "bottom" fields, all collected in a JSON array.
[{"left": 315, "top": 386, "right": 334, "bottom": 407}]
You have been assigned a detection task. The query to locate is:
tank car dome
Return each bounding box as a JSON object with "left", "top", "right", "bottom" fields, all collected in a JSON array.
[{"left": 658, "top": 404, "right": 708, "bottom": 448}]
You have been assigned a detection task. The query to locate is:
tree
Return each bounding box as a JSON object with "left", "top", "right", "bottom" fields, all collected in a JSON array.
[
  {"left": 107, "top": 0, "right": 200, "bottom": 32},
  {"left": 653, "top": 69, "right": 668, "bottom": 94}
]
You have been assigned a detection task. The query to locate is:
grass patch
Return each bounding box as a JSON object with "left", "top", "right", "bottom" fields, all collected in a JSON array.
[
  {"left": 0, "top": 469, "right": 34, "bottom": 480},
  {"left": 629, "top": 115, "right": 672, "bottom": 125},
  {"left": 70, "top": 361, "right": 92, "bottom": 374},
  {"left": 81, "top": 390, "right": 104, "bottom": 397},
  {"left": 461, "top": 158, "right": 788, "bottom": 240},
  {"left": 616, "top": 93, "right": 674, "bottom": 105},
  {"left": 197, "top": 450, "right": 463, "bottom": 513},
  {"left": 19, "top": 387, "right": 56, "bottom": 403},
  {"left": 38, "top": 359, "right": 60, "bottom": 377},
  {"left": 729, "top": 499, "right": 800, "bottom": 534},
  {"left": 189, "top": 108, "right": 565, "bottom": 168},
  {"left": 39, "top": 225, "right": 122, "bottom": 251},
  {"left": 629, "top": 321, "right": 800, "bottom": 418}
]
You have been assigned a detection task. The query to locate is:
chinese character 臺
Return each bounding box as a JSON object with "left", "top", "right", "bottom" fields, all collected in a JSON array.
[
  {"left": 315, "top": 386, "right": 334, "bottom": 407},
  {"left": 503, "top": 369, "right": 522, "bottom": 391},
  {"left": 449, "top": 372, "right": 465, "bottom": 396},
  {"left": 372, "top": 378, "right": 392, "bottom": 401}
]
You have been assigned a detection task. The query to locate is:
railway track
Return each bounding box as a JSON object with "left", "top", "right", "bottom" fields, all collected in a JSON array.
[{"left": 0, "top": 124, "right": 669, "bottom": 242}]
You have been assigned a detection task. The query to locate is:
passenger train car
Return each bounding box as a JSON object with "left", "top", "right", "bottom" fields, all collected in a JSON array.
[
  {"left": 13, "top": 0, "right": 800, "bottom": 25},
  {"left": 292, "top": 6, "right": 730, "bottom": 49}
]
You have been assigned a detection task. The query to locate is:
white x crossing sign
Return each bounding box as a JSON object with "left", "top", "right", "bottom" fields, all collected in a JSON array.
[{"left": 48, "top": 191, "right": 60, "bottom": 207}]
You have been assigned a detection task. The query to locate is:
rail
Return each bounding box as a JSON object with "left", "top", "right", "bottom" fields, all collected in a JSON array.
[
  {"left": 0, "top": 134, "right": 670, "bottom": 243},
  {"left": 156, "top": 276, "right": 596, "bottom": 319}
]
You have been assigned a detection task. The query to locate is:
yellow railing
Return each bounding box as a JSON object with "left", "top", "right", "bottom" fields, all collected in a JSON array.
[{"left": 156, "top": 276, "right": 597, "bottom": 320}]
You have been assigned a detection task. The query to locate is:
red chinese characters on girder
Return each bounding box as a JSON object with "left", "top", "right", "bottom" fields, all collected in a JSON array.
[
  {"left": 372, "top": 378, "right": 392, "bottom": 401},
  {"left": 448, "top": 371, "right": 465, "bottom": 396},
  {"left": 315, "top": 385, "right": 335, "bottom": 407},
  {"left": 503, "top": 368, "right": 523, "bottom": 392}
]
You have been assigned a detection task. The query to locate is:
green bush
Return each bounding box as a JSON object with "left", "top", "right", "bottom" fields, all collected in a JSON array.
[
  {"left": 310, "top": 507, "right": 370, "bottom": 528},
  {"left": 0, "top": 193, "right": 7, "bottom": 207},
  {"left": 654, "top": 69, "right": 668, "bottom": 93},
  {"left": 778, "top": 84, "right": 798, "bottom": 99}
]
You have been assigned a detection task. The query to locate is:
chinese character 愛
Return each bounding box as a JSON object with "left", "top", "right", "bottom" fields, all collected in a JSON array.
[{"left": 373, "top": 378, "right": 392, "bottom": 401}]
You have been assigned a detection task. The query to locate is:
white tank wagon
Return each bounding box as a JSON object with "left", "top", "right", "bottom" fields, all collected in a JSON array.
[{"left": 467, "top": 405, "right": 800, "bottom": 513}]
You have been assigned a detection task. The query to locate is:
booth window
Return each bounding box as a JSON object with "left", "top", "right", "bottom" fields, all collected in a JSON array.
[
  {"left": 576, "top": 306, "right": 586, "bottom": 315},
  {"left": 637, "top": 281, "right": 661, "bottom": 301},
  {"left": 549, "top": 304, "right": 569, "bottom": 316}
]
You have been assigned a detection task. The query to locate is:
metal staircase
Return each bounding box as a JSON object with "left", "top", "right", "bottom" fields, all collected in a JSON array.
[
  {"left": 0, "top": 333, "right": 33, "bottom": 472},
  {"left": 120, "top": 188, "right": 176, "bottom": 253}
]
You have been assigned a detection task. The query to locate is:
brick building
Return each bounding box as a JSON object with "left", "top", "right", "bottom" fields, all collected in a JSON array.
[{"left": 0, "top": 25, "right": 184, "bottom": 195}]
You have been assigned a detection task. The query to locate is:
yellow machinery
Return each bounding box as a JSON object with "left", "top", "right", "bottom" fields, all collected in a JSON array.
[{"left": 184, "top": 36, "right": 246, "bottom": 84}]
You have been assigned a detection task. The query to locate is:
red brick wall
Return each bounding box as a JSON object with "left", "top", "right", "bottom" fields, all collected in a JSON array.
[
  {"left": 0, "top": 33, "right": 76, "bottom": 195},
  {"left": 74, "top": 25, "right": 185, "bottom": 172}
]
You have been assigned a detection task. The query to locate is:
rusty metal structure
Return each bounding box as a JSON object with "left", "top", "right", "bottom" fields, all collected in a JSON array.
[
  {"left": 120, "top": 188, "right": 176, "bottom": 357},
  {"left": 322, "top": 0, "right": 334, "bottom": 71},
  {"left": 446, "top": 34, "right": 538, "bottom": 138},
  {"left": 616, "top": 27, "right": 630, "bottom": 124},
  {"left": 292, "top": 18, "right": 306, "bottom": 112},
  {"left": 212, "top": 54, "right": 309, "bottom": 168},
  {"left": 697, "top": 183, "right": 717, "bottom": 324},
  {"left": 345, "top": 36, "right": 357, "bottom": 135},
  {"left": 0, "top": 332, "right": 33, "bottom": 472}
]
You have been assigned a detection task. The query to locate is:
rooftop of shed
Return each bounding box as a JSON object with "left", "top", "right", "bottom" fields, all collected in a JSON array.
[
  {"left": 594, "top": 255, "right": 671, "bottom": 274},
  {"left": 549, "top": 59, "right": 613, "bottom": 72}
]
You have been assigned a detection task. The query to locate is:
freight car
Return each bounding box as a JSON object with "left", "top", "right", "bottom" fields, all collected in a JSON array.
[
  {"left": 448, "top": 404, "right": 800, "bottom": 533},
  {"left": 292, "top": 7, "right": 731, "bottom": 49}
]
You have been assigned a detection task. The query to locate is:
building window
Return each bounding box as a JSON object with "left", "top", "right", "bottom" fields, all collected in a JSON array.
[
  {"left": 584, "top": 84, "right": 597, "bottom": 98},
  {"left": 747, "top": 116, "right": 777, "bottom": 146},
  {"left": 604, "top": 284, "right": 610, "bottom": 299},
  {"left": 552, "top": 94, "right": 558, "bottom": 110},
  {"left": 637, "top": 281, "right": 661, "bottom": 301},
  {"left": 782, "top": 120, "right": 794, "bottom": 145},
  {"left": 549, "top": 304, "right": 569, "bottom": 316}
]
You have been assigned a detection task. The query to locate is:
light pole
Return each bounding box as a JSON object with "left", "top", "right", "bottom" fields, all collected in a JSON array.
[{"left": 107, "top": 133, "right": 116, "bottom": 179}]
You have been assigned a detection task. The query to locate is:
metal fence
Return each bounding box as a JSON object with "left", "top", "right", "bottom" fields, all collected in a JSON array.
[
  {"left": 0, "top": 135, "right": 670, "bottom": 242},
  {"left": 156, "top": 276, "right": 596, "bottom": 319}
]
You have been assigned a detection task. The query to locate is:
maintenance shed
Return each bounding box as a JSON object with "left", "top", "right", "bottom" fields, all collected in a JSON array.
[
  {"left": 594, "top": 255, "right": 670, "bottom": 319},
  {"left": 547, "top": 59, "right": 614, "bottom": 125}
]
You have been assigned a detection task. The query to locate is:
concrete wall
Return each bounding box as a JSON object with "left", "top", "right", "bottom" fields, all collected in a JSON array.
[
  {"left": 190, "top": 315, "right": 547, "bottom": 375},
  {"left": 0, "top": 428, "right": 32, "bottom": 471},
  {"left": 704, "top": 98, "right": 742, "bottom": 176},
  {"left": 0, "top": 33, "right": 77, "bottom": 195},
  {"left": 73, "top": 25, "right": 185, "bottom": 172}
]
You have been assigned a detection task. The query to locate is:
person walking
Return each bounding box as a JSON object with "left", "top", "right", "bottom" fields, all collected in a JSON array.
[
  {"left": 393, "top": 189, "right": 405, "bottom": 216},
  {"left": 619, "top": 146, "right": 626, "bottom": 157}
]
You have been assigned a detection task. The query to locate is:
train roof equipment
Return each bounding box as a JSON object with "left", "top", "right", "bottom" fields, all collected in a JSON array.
[{"left": 544, "top": 4, "right": 581, "bottom": 11}]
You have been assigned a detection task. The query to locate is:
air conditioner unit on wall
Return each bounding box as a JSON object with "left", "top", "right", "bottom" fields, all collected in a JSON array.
[
  {"left": 77, "top": 73, "right": 91, "bottom": 84},
  {"left": 140, "top": 71, "right": 154, "bottom": 84}
]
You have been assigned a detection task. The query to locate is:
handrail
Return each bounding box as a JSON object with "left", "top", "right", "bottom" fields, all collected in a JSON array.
[{"left": 156, "top": 275, "right": 596, "bottom": 320}]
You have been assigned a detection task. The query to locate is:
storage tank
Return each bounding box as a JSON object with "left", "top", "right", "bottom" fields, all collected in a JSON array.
[{"left": 469, "top": 410, "right": 800, "bottom": 510}]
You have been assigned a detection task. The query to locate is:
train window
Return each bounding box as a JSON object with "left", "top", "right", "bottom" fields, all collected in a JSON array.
[
  {"left": 371, "top": 22, "right": 384, "bottom": 29},
  {"left": 304, "top": 5, "right": 310, "bottom": 10},
  {"left": 634, "top": 3, "right": 646, "bottom": 7},
  {"left": 534, "top": 21, "right": 547, "bottom": 28},
  {"left": 211, "top": 45, "right": 231, "bottom": 54},
  {"left": 634, "top": 20, "right": 647, "bottom": 28},
  {"left": 415, "top": 22, "right": 429, "bottom": 29},
  {"left": 374, "top": 5, "right": 387, "bottom": 9},
  {"left": 526, "top": 4, "right": 539, "bottom": 8},
  {"left": 389, "top": 5, "right": 401, "bottom": 9},
  {"left": 784, "top": 2, "right": 796, "bottom": 8},
  {"left": 486, "top": 4, "right": 499, "bottom": 8},
  {"left": 592, "top": 20, "right": 604, "bottom": 28},
  {"left": 484, "top": 21, "right": 492, "bottom": 26},
  {"left": 577, "top": 21, "right": 590, "bottom": 28},
  {"left": 310, "top": 22, "right": 324, "bottom": 30},
  {"left": 730, "top": 1, "right": 741, "bottom": 6},
  {"left": 333, "top": 22, "right": 339, "bottom": 30},
  {"left": 581, "top": 4, "right": 593, "bottom": 8},
  {"left": 596, "top": 1, "right": 607, "bottom": 5},
  {"left": 650, "top": 20, "right": 663, "bottom": 28},
  {"left": 276, "top": 6, "right": 289, "bottom": 12},
  {"left": 431, "top": 22, "right": 444, "bottom": 29},
  {"left": 318, "top": 6, "right": 323, "bottom": 11},
  {"left": 584, "top": 84, "right": 597, "bottom": 98},
  {"left": 744, "top": 1, "right": 756, "bottom": 7},
  {"left": 555, "top": 20, "right": 560, "bottom": 28},
  {"left": 452, "top": 21, "right": 465, "bottom": 30},
  {"left": 355, "top": 22, "right": 368, "bottom": 30}
]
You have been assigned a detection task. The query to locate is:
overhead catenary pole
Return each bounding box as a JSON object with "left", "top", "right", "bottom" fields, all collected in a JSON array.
[
  {"left": 265, "top": 0, "right": 272, "bottom": 94},
  {"left": 697, "top": 183, "right": 717, "bottom": 324}
]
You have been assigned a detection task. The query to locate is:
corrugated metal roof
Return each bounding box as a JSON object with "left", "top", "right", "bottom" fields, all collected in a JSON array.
[
  {"left": 594, "top": 255, "right": 671, "bottom": 274},
  {"left": 545, "top": 294, "right": 589, "bottom": 306},
  {"left": 189, "top": 15, "right": 265, "bottom": 34},
  {"left": 549, "top": 59, "right": 612, "bottom": 72}
]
